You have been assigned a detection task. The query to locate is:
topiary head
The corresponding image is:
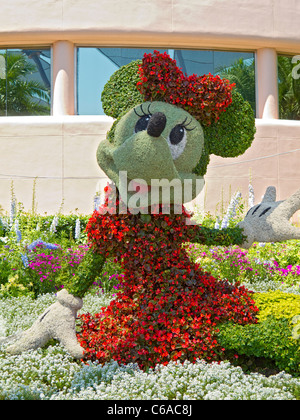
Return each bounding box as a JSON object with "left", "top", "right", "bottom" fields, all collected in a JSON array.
[
  {"left": 97, "top": 51, "right": 256, "bottom": 208},
  {"left": 97, "top": 100, "right": 205, "bottom": 207}
]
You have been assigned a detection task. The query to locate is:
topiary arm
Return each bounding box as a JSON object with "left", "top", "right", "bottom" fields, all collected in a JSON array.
[
  {"left": 188, "top": 224, "right": 247, "bottom": 247},
  {"left": 58, "top": 249, "right": 106, "bottom": 298},
  {"left": 237, "top": 186, "right": 300, "bottom": 248},
  {"left": 190, "top": 186, "right": 300, "bottom": 249}
]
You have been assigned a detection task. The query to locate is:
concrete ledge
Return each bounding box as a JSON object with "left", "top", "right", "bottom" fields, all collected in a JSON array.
[{"left": 0, "top": 115, "right": 113, "bottom": 214}]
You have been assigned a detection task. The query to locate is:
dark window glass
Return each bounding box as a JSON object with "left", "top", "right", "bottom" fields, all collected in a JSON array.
[
  {"left": 175, "top": 50, "right": 256, "bottom": 115},
  {"left": 77, "top": 47, "right": 255, "bottom": 115},
  {"left": 0, "top": 48, "right": 51, "bottom": 116}
]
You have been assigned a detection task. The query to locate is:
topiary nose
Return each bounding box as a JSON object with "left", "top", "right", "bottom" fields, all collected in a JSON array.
[{"left": 147, "top": 112, "right": 167, "bottom": 137}]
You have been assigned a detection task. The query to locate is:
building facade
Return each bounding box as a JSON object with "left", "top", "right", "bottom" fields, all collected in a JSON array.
[{"left": 0, "top": 0, "right": 300, "bottom": 216}]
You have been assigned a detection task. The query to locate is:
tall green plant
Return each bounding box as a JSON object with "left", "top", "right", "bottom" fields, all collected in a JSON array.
[
  {"left": 0, "top": 52, "right": 50, "bottom": 116},
  {"left": 277, "top": 55, "right": 300, "bottom": 120}
]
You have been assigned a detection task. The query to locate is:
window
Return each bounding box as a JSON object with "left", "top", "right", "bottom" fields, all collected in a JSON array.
[
  {"left": 175, "top": 50, "right": 256, "bottom": 115},
  {"left": 278, "top": 54, "right": 300, "bottom": 120},
  {"left": 77, "top": 47, "right": 155, "bottom": 115},
  {"left": 76, "top": 47, "right": 256, "bottom": 116},
  {"left": 0, "top": 48, "right": 51, "bottom": 116}
]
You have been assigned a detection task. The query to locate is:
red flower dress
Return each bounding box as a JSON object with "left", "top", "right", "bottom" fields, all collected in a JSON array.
[{"left": 78, "top": 185, "right": 258, "bottom": 369}]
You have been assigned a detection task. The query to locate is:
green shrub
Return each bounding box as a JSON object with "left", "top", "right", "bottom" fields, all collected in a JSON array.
[
  {"left": 101, "top": 60, "right": 143, "bottom": 119},
  {"left": 272, "top": 242, "right": 300, "bottom": 268},
  {"left": 188, "top": 244, "right": 276, "bottom": 285},
  {"left": 16, "top": 213, "right": 89, "bottom": 243},
  {"left": 218, "top": 291, "right": 300, "bottom": 375},
  {"left": 0, "top": 274, "right": 33, "bottom": 298},
  {"left": 254, "top": 291, "right": 300, "bottom": 323},
  {"left": 92, "top": 258, "right": 124, "bottom": 294},
  {"left": 1, "top": 208, "right": 88, "bottom": 251},
  {"left": 248, "top": 240, "right": 300, "bottom": 271},
  {"left": 0, "top": 210, "right": 99, "bottom": 298},
  {"left": 0, "top": 255, "right": 12, "bottom": 286},
  {"left": 218, "top": 317, "right": 300, "bottom": 375}
]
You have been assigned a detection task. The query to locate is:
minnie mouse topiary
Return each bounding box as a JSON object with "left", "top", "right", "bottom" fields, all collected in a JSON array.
[
  {"left": 76, "top": 52, "right": 300, "bottom": 368},
  {"left": 4, "top": 51, "right": 300, "bottom": 362}
]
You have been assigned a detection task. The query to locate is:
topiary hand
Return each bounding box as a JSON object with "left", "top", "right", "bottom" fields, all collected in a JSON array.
[{"left": 237, "top": 186, "right": 300, "bottom": 248}]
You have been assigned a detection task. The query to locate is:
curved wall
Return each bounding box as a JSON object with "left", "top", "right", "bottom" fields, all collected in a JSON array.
[
  {"left": 0, "top": 0, "right": 300, "bottom": 52},
  {"left": 0, "top": 0, "right": 299, "bottom": 217}
]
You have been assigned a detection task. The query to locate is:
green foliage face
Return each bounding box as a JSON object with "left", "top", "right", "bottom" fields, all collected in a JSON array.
[
  {"left": 97, "top": 101, "right": 205, "bottom": 206},
  {"left": 99, "top": 58, "right": 256, "bottom": 189}
]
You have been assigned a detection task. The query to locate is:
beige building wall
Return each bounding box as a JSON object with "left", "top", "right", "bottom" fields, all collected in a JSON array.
[
  {"left": 1, "top": 117, "right": 299, "bottom": 217},
  {"left": 1, "top": 0, "right": 300, "bottom": 52},
  {"left": 204, "top": 120, "right": 300, "bottom": 216},
  {"left": 0, "top": 0, "right": 300, "bottom": 216}
]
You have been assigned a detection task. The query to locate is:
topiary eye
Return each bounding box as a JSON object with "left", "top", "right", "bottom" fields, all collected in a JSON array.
[
  {"left": 167, "top": 125, "right": 187, "bottom": 160},
  {"left": 134, "top": 104, "right": 153, "bottom": 133},
  {"left": 134, "top": 114, "right": 151, "bottom": 133},
  {"left": 169, "top": 125, "right": 186, "bottom": 145}
]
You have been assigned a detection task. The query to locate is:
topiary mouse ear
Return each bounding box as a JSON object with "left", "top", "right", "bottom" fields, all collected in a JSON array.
[
  {"left": 101, "top": 60, "right": 143, "bottom": 119},
  {"left": 202, "top": 90, "right": 256, "bottom": 158}
]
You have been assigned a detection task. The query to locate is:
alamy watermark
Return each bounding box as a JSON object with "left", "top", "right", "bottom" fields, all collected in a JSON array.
[
  {"left": 292, "top": 55, "right": 300, "bottom": 80},
  {"left": 97, "top": 171, "right": 204, "bottom": 218}
]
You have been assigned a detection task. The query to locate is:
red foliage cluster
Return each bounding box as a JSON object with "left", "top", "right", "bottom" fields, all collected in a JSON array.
[
  {"left": 136, "top": 50, "right": 235, "bottom": 126},
  {"left": 78, "top": 186, "right": 258, "bottom": 369}
]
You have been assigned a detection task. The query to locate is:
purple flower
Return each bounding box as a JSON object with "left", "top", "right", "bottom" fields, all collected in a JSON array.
[
  {"left": 16, "top": 230, "right": 22, "bottom": 243},
  {"left": 21, "top": 253, "right": 29, "bottom": 268},
  {"left": 28, "top": 239, "right": 59, "bottom": 251}
]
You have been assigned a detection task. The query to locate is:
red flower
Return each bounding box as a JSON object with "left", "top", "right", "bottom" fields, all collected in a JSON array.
[{"left": 136, "top": 51, "right": 235, "bottom": 126}]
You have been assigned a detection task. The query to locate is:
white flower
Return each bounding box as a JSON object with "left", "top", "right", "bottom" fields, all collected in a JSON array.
[
  {"left": 93, "top": 194, "right": 102, "bottom": 211},
  {"left": 1, "top": 293, "right": 300, "bottom": 400},
  {"left": 9, "top": 199, "right": 16, "bottom": 227},
  {"left": 0, "top": 314, "right": 6, "bottom": 338},
  {"left": 221, "top": 191, "right": 241, "bottom": 229},
  {"left": 75, "top": 218, "right": 81, "bottom": 240},
  {"left": 50, "top": 216, "right": 59, "bottom": 233},
  {"left": 214, "top": 216, "right": 220, "bottom": 230}
]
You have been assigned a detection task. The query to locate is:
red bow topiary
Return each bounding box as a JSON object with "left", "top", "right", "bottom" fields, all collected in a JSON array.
[{"left": 137, "top": 51, "right": 235, "bottom": 126}]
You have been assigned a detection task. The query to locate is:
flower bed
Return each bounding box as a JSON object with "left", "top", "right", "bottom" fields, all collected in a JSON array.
[
  {"left": 0, "top": 292, "right": 299, "bottom": 400},
  {"left": 0, "top": 199, "right": 299, "bottom": 399}
]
